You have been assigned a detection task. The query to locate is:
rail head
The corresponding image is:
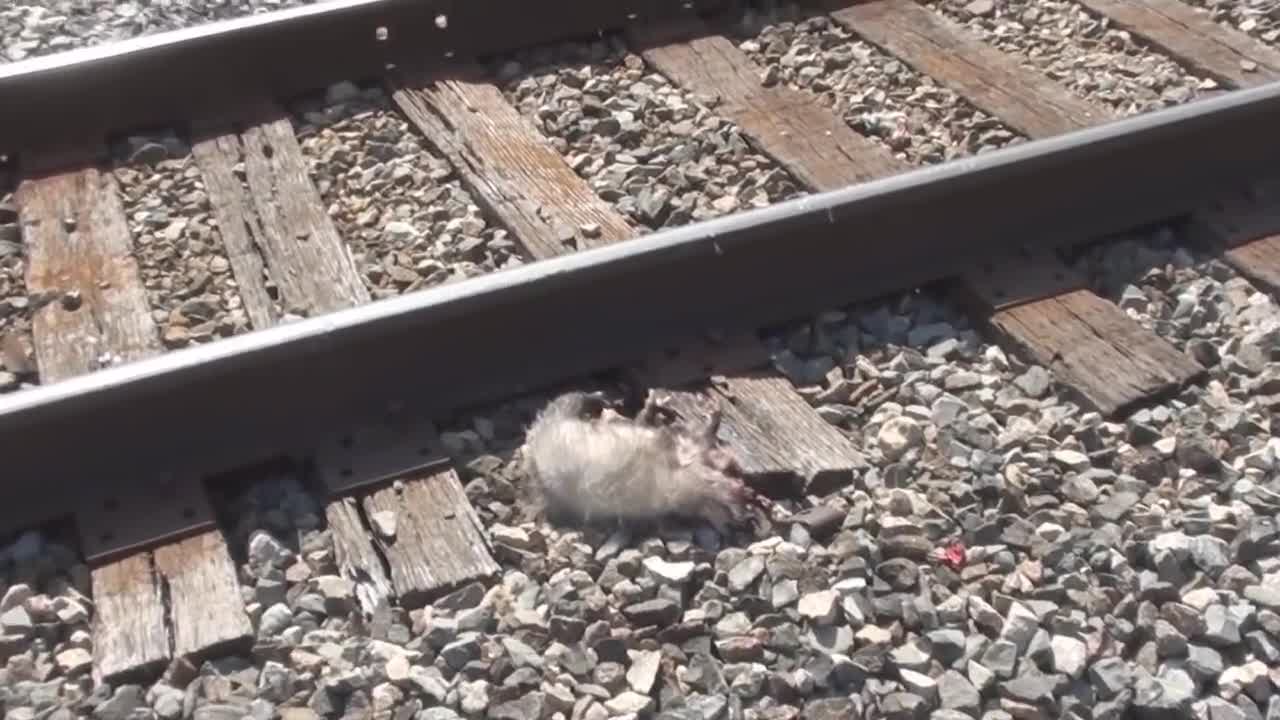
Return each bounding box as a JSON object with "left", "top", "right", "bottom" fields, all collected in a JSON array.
[
  {"left": 2, "top": 78, "right": 1280, "bottom": 538},
  {"left": 0, "top": 0, "right": 728, "bottom": 164}
]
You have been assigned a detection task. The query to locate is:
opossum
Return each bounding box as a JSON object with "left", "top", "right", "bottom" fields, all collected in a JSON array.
[{"left": 521, "top": 389, "right": 775, "bottom": 534}]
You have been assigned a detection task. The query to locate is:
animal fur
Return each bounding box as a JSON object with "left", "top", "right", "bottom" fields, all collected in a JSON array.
[{"left": 521, "top": 389, "right": 769, "bottom": 534}]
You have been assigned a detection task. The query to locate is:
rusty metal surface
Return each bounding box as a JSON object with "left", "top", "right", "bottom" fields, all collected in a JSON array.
[
  {"left": 2, "top": 79, "right": 1280, "bottom": 540},
  {"left": 314, "top": 411, "right": 450, "bottom": 496},
  {"left": 1192, "top": 176, "right": 1280, "bottom": 249},
  {"left": 632, "top": 330, "right": 772, "bottom": 388},
  {"left": 0, "top": 0, "right": 726, "bottom": 163},
  {"left": 74, "top": 472, "right": 217, "bottom": 565},
  {"left": 959, "top": 246, "right": 1089, "bottom": 312}
]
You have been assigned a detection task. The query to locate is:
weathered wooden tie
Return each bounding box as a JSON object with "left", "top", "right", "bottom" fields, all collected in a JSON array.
[
  {"left": 1192, "top": 179, "right": 1280, "bottom": 298},
  {"left": 390, "top": 67, "right": 635, "bottom": 259},
  {"left": 193, "top": 105, "right": 499, "bottom": 611},
  {"left": 17, "top": 162, "right": 252, "bottom": 683},
  {"left": 827, "top": 0, "right": 1109, "bottom": 137},
  {"left": 1072, "top": 0, "right": 1280, "bottom": 86}
]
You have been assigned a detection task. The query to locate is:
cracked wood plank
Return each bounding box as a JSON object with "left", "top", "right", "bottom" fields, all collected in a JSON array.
[
  {"left": 361, "top": 468, "right": 501, "bottom": 609},
  {"left": 1222, "top": 236, "right": 1280, "bottom": 298},
  {"left": 152, "top": 531, "right": 253, "bottom": 660},
  {"left": 326, "top": 497, "right": 394, "bottom": 617},
  {"left": 390, "top": 67, "right": 634, "bottom": 259},
  {"left": 17, "top": 164, "right": 251, "bottom": 681},
  {"left": 194, "top": 110, "right": 393, "bottom": 615},
  {"left": 87, "top": 554, "right": 168, "bottom": 683},
  {"left": 190, "top": 134, "right": 280, "bottom": 330},
  {"left": 828, "top": 0, "right": 1111, "bottom": 137},
  {"left": 628, "top": 23, "right": 902, "bottom": 188},
  {"left": 631, "top": 334, "right": 868, "bottom": 496},
  {"left": 192, "top": 107, "right": 370, "bottom": 319},
  {"left": 19, "top": 166, "right": 170, "bottom": 684},
  {"left": 1073, "top": 0, "right": 1280, "bottom": 86},
  {"left": 658, "top": 374, "right": 869, "bottom": 496},
  {"left": 960, "top": 254, "right": 1203, "bottom": 416},
  {"left": 193, "top": 106, "right": 495, "bottom": 609}
]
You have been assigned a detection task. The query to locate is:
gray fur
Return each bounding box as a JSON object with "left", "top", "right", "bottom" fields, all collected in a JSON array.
[{"left": 521, "top": 390, "right": 758, "bottom": 533}]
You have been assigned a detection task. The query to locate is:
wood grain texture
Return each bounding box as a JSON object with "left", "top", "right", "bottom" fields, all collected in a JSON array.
[
  {"left": 362, "top": 469, "right": 501, "bottom": 608},
  {"left": 654, "top": 372, "right": 868, "bottom": 496},
  {"left": 1224, "top": 237, "right": 1280, "bottom": 298},
  {"left": 152, "top": 531, "right": 253, "bottom": 659},
  {"left": 983, "top": 289, "right": 1203, "bottom": 416},
  {"left": 629, "top": 27, "right": 903, "bottom": 188},
  {"left": 19, "top": 167, "right": 162, "bottom": 374},
  {"left": 191, "top": 133, "right": 280, "bottom": 330},
  {"left": 1073, "top": 0, "right": 1280, "bottom": 86},
  {"left": 326, "top": 497, "right": 394, "bottom": 617},
  {"left": 196, "top": 109, "right": 495, "bottom": 616},
  {"left": 18, "top": 164, "right": 254, "bottom": 677},
  {"left": 961, "top": 254, "right": 1203, "bottom": 417},
  {"left": 829, "top": 0, "right": 1111, "bottom": 137},
  {"left": 16, "top": 166, "right": 174, "bottom": 683},
  {"left": 192, "top": 111, "right": 371, "bottom": 318},
  {"left": 194, "top": 114, "right": 398, "bottom": 619},
  {"left": 390, "top": 70, "right": 634, "bottom": 259},
  {"left": 89, "top": 554, "right": 168, "bottom": 683},
  {"left": 1190, "top": 180, "right": 1280, "bottom": 296}
]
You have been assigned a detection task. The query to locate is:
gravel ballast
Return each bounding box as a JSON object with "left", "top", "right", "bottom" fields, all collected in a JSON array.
[
  {"left": 2, "top": 6, "right": 1280, "bottom": 720},
  {"left": 294, "top": 83, "right": 521, "bottom": 300},
  {"left": 113, "top": 132, "right": 259, "bottom": 350},
  {"left": 1180, "top": 0, "right": 1280, "bottom": 47},
  {"left": 9, "top": 221, "right": 1279, "bottom": 719},
  {"left": 495, "top": 35, "right": 805, "bottom": 233},
  {"left": 731, "top": 8, "right": 1023, "bottom": 164},
  {"left": 927, "top": 0, "right": 1217, "bottom": 115},
  {"left": 0, "top": 175, "right": 35, "bottom": 395}
]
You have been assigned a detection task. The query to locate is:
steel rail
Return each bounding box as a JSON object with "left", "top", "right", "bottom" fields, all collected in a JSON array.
[
  {"left": 0, "top": 0, "right": 725, "bottom": 161},
  {"left": 2, "top": 79, "right": 1280, "bottom": 539}
]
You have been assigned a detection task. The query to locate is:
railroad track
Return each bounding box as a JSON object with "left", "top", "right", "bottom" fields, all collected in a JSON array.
[{"left": 2, "top": 0, "right": 1280, "bottom": 717}]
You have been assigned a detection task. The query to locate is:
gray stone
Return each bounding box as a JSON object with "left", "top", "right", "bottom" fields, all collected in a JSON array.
[
  {"left": 259, "top": 603, "right": 294, "bottom": 636},
  {"left": 1202, "top": 605, "right": 1242, "bottom": 646},
  {"left": 1051, "top": 634, "right": 1088, "bottom": 678},
  {"left": 880, "top": 692, "right": 929, "bottom": 720},
  {"left": 936, "top": 670, "right": 980, "bottom": 715},
  {"left": 1089, "top": 657, "right": 1132, "bottom": 699},
  {"left": 622, "top": 598, "right": 680, "bottom": 626},
  {"left": 94, "top": 686, "right": 144, "bottom": 720}
]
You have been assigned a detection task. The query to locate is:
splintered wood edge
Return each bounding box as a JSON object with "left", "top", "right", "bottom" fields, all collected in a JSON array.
[
  {"left": 957, "top": 248, "right": 1089, "bottom": 314},
  {"left": 17, "top": 164, "right": 179, "bottom": 684},
  {"left": 152, "top": 530, "right": 254, "bottom": 660},
  {"left": 388, "top": 68, "right": 634, "bottom": 260},
  {"left": 986, "top": 290, "right": 1203, "bottom": 417},
  {"left": 326, "top": 497, "right": 394, "bottom": 616},
  {"left": 361, "top": 469, "right": 499, "bottom": 608},
  {"left": 90, "top": 554, "right": 169, "bottom": 685},
  {"left": 1222, "top": 237, "right": 1280, "bottom": 299}
]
